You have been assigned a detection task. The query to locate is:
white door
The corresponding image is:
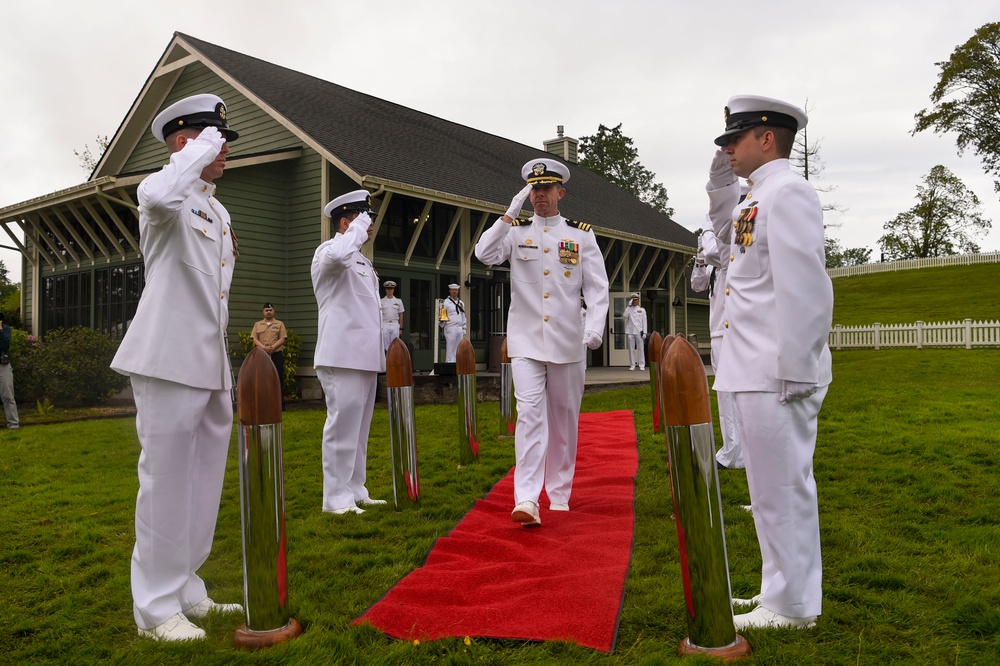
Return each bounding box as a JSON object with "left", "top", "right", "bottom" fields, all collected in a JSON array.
[{"left": 608, "top": 292, "right": 632, "bottom": 367}]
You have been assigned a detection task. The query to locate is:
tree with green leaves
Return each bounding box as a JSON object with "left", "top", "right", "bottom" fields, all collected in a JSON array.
[
  {"left": 913, "top": 22, "right": 1000, "bottom": 195},
  {"left": 879, "top": 165, "right": 991, "bottom": 260},
  {"left": 578, "top": 123, "right": 674, "bottom": 218},
  {"left": 825, "top": 237, "right": 872, "bottom": 268}
]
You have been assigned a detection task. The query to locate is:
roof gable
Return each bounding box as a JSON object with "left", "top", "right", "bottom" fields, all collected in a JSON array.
[{"left": 104, "top": 32, "right": 695, "bottom": 250}]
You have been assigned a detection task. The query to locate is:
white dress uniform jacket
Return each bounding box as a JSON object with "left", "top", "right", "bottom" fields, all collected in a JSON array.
[
  {"left": 475, "top": 214, "right": 609, "bottom": 362},
  {"left": 311, "top": 223, "right": 386, "bottom": 373},
  {"left": 711, "top": 159, "right": 833, "bottom": 392},
  {"left": 111, "top": 143, "right": 236, "bottom": 389},
  {"left": 622, "top": 305, "right": 647, "bottom": 336}
]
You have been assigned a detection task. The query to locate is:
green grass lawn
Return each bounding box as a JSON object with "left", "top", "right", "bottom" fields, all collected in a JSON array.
[
  {"left": 2, "top": 349, "right": 1000, "bottom": 665},
  {"left": 831, "top": 263, "right": 1000, "bottom": 326}
]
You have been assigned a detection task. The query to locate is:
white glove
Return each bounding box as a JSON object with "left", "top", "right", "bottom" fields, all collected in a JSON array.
[
  {"left": 583, "top": 330, "right": 602, "bottom": 350},
  {"left": 192, "top": 126, "right": 226, "bottom": 154},
  {"left": 505, "top": 184, "right": 532, "bottom": 219},
  {"left": 352, "top": 211, "right": 372, "bottom": 229},
  {"left": 708, "top": 149, "right": 736, "bottom": 189},
  {"left": 779, "top": 380, "right": 819, "bottom": 404}
]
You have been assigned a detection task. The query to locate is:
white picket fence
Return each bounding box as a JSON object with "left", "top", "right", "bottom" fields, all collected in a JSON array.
[
  {"left": 829, "top": 319, "right": 1000, "bottom": 350},
  {"left": 827, "top": 251, "right": 1000, "bottom": 278}
]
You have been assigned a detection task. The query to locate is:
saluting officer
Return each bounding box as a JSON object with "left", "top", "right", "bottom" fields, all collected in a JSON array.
[
  {"left": 111, "top": 94, "right": 243, "bottom": 642},
  {"left": 313, "top": 190, "right": 387, "bottom": 515},
  {"left": 380, "top": 281, "right": 405, "bottom": 351},
  {"left": 621, "top": 293, "right": 647, "bottom": 371},
  {"left": 690, "top": 216, "right": 744, "bottom": 470},
  {"left": 708, "top": 95, "right": 833, "bottom": 630},
  {"left": 475, "top": 158, "right": 609, "bottom": 527},
  {"left": 440, "top": 283, "right": 467, "bottom": 362}
]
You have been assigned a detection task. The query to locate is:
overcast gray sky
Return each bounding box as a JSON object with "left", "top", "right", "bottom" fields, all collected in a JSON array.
[{"left": 3, "top": 0, "right": 999, "bottom": 282}]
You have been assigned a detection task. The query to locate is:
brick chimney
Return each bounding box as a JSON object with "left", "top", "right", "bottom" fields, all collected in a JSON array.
[{"left": 543, "top": 125, "right": 579, "bottom": 164}]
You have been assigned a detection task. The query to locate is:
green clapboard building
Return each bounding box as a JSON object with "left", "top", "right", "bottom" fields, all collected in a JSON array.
[{"left": 0, "top": 33, "right": 706, "bottom": 396}]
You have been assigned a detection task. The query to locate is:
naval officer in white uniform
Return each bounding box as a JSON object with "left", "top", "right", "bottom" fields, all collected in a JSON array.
[
  {"left": 621, "top": 293, "right": 647, "bottom": 370},
  {"left": 380, "top": 281, "right": 405, "bottom": 351},
  {"left": 111, "top": 94, "right": 243, "bottom": 642},
  {"left": 708, "top": 95, "right": 833, "bottom": 630},
  {"left": 691, "top": 216, "right": 744, "bottom": 470},
  {"left": 475, "top": 158, "right": 609, "bottom": 527},
  {"left": 313, "top": 190, "right": 387, "bottom": 515},
  {"left": 440, "top": 283, "right": 467, "bottom": 362}
]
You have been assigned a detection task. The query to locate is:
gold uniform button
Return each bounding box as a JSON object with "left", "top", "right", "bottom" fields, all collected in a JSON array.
[
  {"left": 222, "top": 260, "right": 226, "bottom": 267},
  {"left": 544, "top": 293, "right": 549, "bottom": 299},
  {"left": 203, "top": 227, "right": 208, "bottom": 233},
  {"left": 725, "top": 287, "right": 730, "bottom": 295},
  {"left": 224, "top": 228, "right": 228, "bottom": 235},
  {"left": 221, "top": 294, "right": 226, "bottom": 300},
  {"left": 724, "top": 321, "right": 729, "bottom": 328},
  {"left": 202, "top": 185, "right": 208, "bottom": 192},
  {"left": 544, "top": 270, "right": 550, "bottom": 276},
  {"left": 543, "top": 227, "right": 549, "bottom": 232},
  {"left": 730, "top": 254, "right": 735, "bottom": 262},
  {"left": 564, "top": 271, "right": 571, "bottom": 277},
  {"left": 544, "top": 248, "right": 550, "bottom": 253},
  {"left": 543, "top": 316, "right": 550, "bottom": 322}
]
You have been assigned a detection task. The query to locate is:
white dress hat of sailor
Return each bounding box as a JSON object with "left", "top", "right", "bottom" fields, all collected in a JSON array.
[
  {"left": 324, "top": 189, "right": 374, "bottom": 218},
  {"left": 714, "top": 95, "right": 807, "bottom": 146},
  {"left": 152, "top": 93, "right": 239, "bottom": 142},
  {"left": 447, "top": 283, "right": 461, "bottom": 290},
  {"left": 383, "top": 280, "right": 397, "bottom": 288},
  {"left": 521, "top": 158, "right": 570, "bottom": 185}
]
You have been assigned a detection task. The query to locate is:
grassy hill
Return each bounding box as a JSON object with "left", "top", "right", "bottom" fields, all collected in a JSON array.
[{"left": 832, "top": 263, "right": 1000, "bottom": 326}]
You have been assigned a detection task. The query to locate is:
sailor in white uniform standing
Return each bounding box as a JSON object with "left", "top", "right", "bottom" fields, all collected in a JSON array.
[
  {"left": 691, "top": 216, "right": 744, "bottom": 470},
  {"left": 111, "top": 94, "right": 243, "bottom": 642},
  {"left": 440, "top": 284, "right": 467, "bottom": 363},
  {"left": 475, "top": 158, "right": 609, "bottom": 527},
  {"left": 708, "top": 95, "right": 833, "bottom": 630},
  {"left": 313, "top": 190, "right": 387, "bottom": 515},
  {"left": 621, "top": 293, "right": 647, "bottom": 370},
  {"left": 380, "top": 281, "right": 405, "bottom": 351}
]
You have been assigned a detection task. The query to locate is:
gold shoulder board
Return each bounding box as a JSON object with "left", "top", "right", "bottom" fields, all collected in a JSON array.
[
  {"left": 512, "top": 218, "right": 532, "bottom": 227},
  {"left": 566, "top": 219, "right": 592, "bottom": 232}
]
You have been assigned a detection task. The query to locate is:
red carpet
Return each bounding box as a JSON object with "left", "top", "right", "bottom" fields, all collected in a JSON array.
[{"left": 356, "top": 410, "right": 638, "bottom": 653}]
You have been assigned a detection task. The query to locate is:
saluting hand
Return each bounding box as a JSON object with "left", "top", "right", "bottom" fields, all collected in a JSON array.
[
  {"left": 708, "top": 149, "right": 736, "bottom": 189},
  {"left": 192, "top": 126, "right": 226, "bottom": 154},
  {"left": 504, "top": 184, "right": 532, "bottom": 221}
]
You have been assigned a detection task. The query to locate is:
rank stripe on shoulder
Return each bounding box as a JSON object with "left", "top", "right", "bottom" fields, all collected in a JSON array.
[
  {"left": 566, "top": 219, "right": 592, "bottom": 232},
  {"left": 511, "top": 218, "right": 532, "bottom": 226}
]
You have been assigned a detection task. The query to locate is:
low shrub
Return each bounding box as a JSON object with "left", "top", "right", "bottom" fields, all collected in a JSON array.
[{"left": 10, "top": 327, "right": 127, "bottom": 406}]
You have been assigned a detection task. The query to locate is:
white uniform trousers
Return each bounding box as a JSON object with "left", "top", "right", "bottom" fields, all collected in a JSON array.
[
  {"left": 626, "top": 334, "right": 645, "bottom": 369},
  {"left": 0, "top": 363, "right": 18, "bottom": 427},
  {"left": 732, "top": 387, "right": 828, "bottom": 618},
  {"left": 382, "top": 322, "right": 400, "bottom": 351},
  {"left": 511, "top": 357, "right": 586, "bottom": 506},
  {"left": 444, "top": 325, "right": 464, "bottom": 363},
  {"left": 317, "top": 366, "right": 377, "bottom": 510},
  {"left": 130, "top": 375, "right": 233, "bottom": 629},
  {"left": 710, "top": 339, "right": 743, "bottom": 469}
]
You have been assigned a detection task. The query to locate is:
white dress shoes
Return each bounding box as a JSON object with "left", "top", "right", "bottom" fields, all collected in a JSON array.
[
  {"left": 732, "top": 594, "right": 763, "bottom": 606},
  {"left": 183, "top": 597, "right": 244, "bottom": 619},
  {"left": 138, "top": 612, "right": 206, "bottom": 642},
  {"left": 511, "top": 501, "right": 541, "bottom": 526},
  {"left": 733, "top": 606, "right": 816, "bottom": 630},
  {"left": 358, "top": 498, "right": 387, "bottom": 506},
  {"left": 549, "top": 503, "right": 570, "bottom": 511},
  {"left": 326, "top": 505, "right": 365, "bottom": 515}
]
